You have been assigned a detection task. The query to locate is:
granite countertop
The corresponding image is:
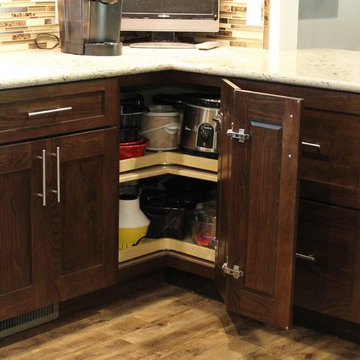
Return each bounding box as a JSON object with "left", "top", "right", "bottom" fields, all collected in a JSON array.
[{"left": 1, "top": 46, "right": 360, "bottom": 93}]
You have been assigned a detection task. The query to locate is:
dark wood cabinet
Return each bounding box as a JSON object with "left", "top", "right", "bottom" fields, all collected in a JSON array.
[
  {"left": 229, "top": 77, "right": 360, "bottom": 326},
  {"left": 46, "top": 129, "right": 118, "bottom": 303},
  {"left": 295, "top": 200, "right": 360, "bottom": 323},
  {"left": 300, "top": 108, "right": 360, "bottom": 209},
  {"left": 232, "top": 78, "right": 360, "bottom": 210},
  {"left": 120, "top": 71, "right": 360, "bottom": 330},
  {"left": 1, "top": 69, "right": 359, "bottom": 334},
  {"left": 215, "top": 80, "right": 302, "bottom": 329},
  {"left": 0, "top": 141, "right": 46, "bottom": 320},
  {"left": 0, "top": 79, "right": 117, "bottom": 144},
  {"left": 0, "top": 80, "right": 119, "bottom": 322}
]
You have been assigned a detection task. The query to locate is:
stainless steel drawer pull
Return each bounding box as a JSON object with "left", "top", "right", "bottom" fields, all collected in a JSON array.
[
  {"left": 51, "top": 147, "right": 61, "bottom": 203},
  {"left": 36, "top": 149, "right": 46, "bottom": 206},
  {"left": 296, "top": 252, "right": 316, "bottom": 262},
  {"left": 28, "top": 106, "right": 72, "bottom": 117},
  {"left": 301, "top": 141, "right": 321, "bottom": 150}
]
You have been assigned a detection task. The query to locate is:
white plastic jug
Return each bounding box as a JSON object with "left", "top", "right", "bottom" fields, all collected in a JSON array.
[{"left": 119, "top": 195, "right": 150, "bottom": 249}]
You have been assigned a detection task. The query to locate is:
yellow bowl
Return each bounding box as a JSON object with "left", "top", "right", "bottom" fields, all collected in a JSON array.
[{"left": 119, "top": 225, "right": 149, "bottom": 249}]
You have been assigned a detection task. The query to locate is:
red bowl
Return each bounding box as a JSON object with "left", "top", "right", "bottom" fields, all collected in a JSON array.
[
  {"left": 120, "top": 137, "right": 144, "bottom": 146},
  {"left": 119, "top": 136, "right": 149, "bottom": 160}
]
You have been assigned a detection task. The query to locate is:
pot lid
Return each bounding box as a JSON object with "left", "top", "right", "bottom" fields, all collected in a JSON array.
[{"left": 184, "top": 93, "right": 221, "bottom": 108}]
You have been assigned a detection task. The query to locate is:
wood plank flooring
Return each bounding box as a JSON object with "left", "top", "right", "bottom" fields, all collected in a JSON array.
[{"left": 1, "top": 283, "right": 360, "bottom": 360}]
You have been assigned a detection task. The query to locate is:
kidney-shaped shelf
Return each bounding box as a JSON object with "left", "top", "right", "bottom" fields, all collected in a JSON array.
[{"left": 119, "top": 151, "right": 218, "bottom": 183}]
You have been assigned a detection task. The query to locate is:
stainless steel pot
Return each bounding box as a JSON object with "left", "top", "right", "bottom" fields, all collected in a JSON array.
[{"left": 180, "top": 96, "right": 220, "bottom": 155}]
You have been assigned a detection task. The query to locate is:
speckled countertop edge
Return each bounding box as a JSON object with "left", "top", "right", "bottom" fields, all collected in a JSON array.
[{"left": 1, "top": 46, "right": 360, "bottom": 93}]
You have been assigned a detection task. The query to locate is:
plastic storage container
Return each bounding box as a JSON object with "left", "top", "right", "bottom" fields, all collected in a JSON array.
[
  {"left": 140, "top": 189, "right": 187, "bottom": 240},
  {"left": 141, "top": 105, "right": 180, "bottom": 151},
  {"left": 119, "top": 194, "right": 150, "bottom": 249},
  {"left": 191, "top": 201, "right": 217, "bottom": 248}
]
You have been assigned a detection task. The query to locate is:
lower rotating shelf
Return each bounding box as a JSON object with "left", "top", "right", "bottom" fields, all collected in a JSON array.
[{"left": 118, "top": 237, "right": 215, "bottom": 264}]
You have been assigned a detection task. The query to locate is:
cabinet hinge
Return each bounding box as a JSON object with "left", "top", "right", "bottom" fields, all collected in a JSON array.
[
  {"left": 213, "top": 239, "right": 219, "bottom": 251},
  {"left": 222, "top": 262, "right": 244, "bottom": 280},
  {"left": 213, "top": 112, "right": 223, "bottom": 130},
  {"left": 226, "top": 122, "right": 250, "bottom": 143}
]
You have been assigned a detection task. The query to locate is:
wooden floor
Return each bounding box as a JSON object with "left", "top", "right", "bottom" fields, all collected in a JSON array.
[{"left": 1, "top": 283, "right": 360, "bottom": 360}]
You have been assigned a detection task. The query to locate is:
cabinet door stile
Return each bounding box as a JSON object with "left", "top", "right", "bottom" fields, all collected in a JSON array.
[
  {"left": 216, "top": 80, "right": 248, "bottom": 302},
  {"left": 217, "top": 79, "right": 302, "bottom": 329},
  {"left": 31, "top": 140, "right": 53, "bottom": 308}
]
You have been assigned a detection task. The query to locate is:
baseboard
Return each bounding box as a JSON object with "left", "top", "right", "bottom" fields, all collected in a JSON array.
[{"left": 293, "top": 306, "right": 360, "bottom": 344}]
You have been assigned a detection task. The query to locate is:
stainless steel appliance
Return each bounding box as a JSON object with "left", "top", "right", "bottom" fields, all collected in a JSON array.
[
  {"left": 180, "top": 95, "right": 220, "bottom": 156},
  {"left": 58, "top": 0, "right": 123, "bottom": 56}
]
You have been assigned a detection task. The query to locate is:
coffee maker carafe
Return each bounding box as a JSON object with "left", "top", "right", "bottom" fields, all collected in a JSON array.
[{"left": 58, "top": 0, "right": 123, "bottom": 56}]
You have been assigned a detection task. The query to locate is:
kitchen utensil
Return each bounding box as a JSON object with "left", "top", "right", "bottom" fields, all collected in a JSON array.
[
  {"left": 119, "top": 127, "right": 140, "bottom": 143},
  {"left": 58, "top": 0, "right": 123, "bottom": 55},
  {"left": 180, "top": 94, "right": 220, "bottom": 155},
  {"left": 120, "top": 104, "right": 149, "bottom": 128},
  {"left": 141, "top": 105, "right": 180, "bottom": 151},
  {"left": 119, "top": 136, "right": 149, "bottom": 160}
]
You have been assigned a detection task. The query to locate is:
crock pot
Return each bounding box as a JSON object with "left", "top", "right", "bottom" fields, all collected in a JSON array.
[{"left": 180, "top": 94, "right": 220, "bottom": 155}]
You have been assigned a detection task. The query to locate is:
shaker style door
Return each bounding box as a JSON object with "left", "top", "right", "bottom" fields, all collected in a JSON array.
[
  {"left": 0, "top": 140, "right": 50, "bottom": 320},
  {"left": 216, "top": 79, "right": 302, "bottom": 329},
  {"left": 46, "top": 128, "right": 118, "bottom": 302}
]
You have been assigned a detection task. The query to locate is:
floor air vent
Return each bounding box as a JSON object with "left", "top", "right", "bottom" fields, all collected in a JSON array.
[{"left": 0, "top": 304, "right": 59, "bottom": 339}]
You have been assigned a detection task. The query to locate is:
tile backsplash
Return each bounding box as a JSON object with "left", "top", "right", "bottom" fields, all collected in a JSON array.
[
  {"left": 189, "top": 0, "right": 269, "bottom": 49},
  {"left": 0, "top": 0, "right": 59, "bottom": 52},
  {"left": 0, "top": 0, "right": 268, "bottom": 52}
]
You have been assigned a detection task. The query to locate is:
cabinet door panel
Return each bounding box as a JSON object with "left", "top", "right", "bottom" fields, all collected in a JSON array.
[
  {"left": 47, "top": 129, "right": 118, "bottom": 302},
  {"left": 0, "top": 170, "right": 32, "bottom": 293},
  {"left": 245, "top": 120, "right": 282, "bottom": 296},
  {"left": 216, "top": 80, "right": 302, "bottom": 329},
  {"left": 61, "top": 156, "right": 104, "bottom": 274},
  {"left": 0, "top": 142, "right": 47, "bottom": 320}
]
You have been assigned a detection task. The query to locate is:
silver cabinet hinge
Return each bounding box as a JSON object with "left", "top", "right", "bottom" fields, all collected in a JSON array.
[
  {"left": 213, "top": 112, "right": 223, "bottom": 130},
  {"left": 213, "top": 239, "right": 219, "bottom": 252},
  {"left": 222, "top": 262, "right": 244, "bottom": 280},
  {"left": 226, "top": 122, "right": 250, "bottom": 143}
]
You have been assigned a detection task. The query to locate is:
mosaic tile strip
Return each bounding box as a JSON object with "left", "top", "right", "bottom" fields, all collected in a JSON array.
[
  {"left": 189, "top": 0, "right": 268, "bottom": 48},
  {"left": 0, "top": 0, "right": 59, "bottom": 52}
]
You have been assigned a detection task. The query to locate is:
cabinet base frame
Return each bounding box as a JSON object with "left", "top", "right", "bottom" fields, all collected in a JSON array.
[
  {"left": 293, "top": 306, "right": 360, "bottom": 344},
  {"left": 0, "top": 304, "right": 59, "bottom": 339}
]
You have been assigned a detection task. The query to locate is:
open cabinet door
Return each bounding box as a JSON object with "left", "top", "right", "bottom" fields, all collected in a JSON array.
[{"left": 216, "top": 79, "right": 302, "bottom": 329}]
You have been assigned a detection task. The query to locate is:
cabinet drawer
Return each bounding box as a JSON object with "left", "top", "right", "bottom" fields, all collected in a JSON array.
[
  {"left": 294, "top": 200, "right": 360, "bottom": 322},
  {"left": 0, "top": 79, "right": 118, "bottom": 144},
  {"left": 300, "top": 108, "right": 360, "bottom": 209}
]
